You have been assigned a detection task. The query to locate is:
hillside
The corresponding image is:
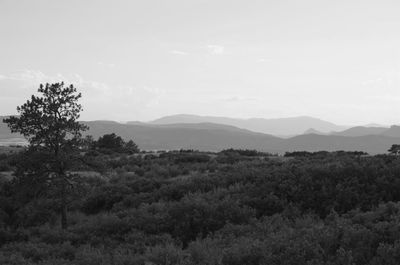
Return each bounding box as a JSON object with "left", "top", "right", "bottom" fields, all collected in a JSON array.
[
  {"left": 83, "top": 122, "right": 400, "bottom": 154},
  {"left": 83, "top": 121, "right": 283, "bottom": 152},
  {"left": 331, "top": 126, "right": 389, "bottom": 137},
  {"left": 381, "top": 125, "right": 400, "bottom": 137},
  {"left": 276, "top": 134, "right": 399, "bottom": 154},
  {"left": 1, "top": 118, "right": 399, "bottom": 154},
  {"left": 146, "top": 114, "right": 349, "bottom": 136},
  {"left": 303, "top": 128, "right": 326, "bottom": 135}
]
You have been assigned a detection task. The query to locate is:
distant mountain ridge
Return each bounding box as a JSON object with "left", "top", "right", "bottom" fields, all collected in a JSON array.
[
  {"left": 331, "top": 126, "right": 389, "bottom": 137},
  {"left": 278, "top": 134, "right": 399, "bottom": 154},
  {"left": 300, "top": 125, "right": 399, "bottom": 138},
  {"left": 137, "top": 114, "right": 350, "bottom": 136},
  {"left": 1, "top": 115, "right": 400, "bottom": 154},
  {"left": 303, "top": 128, "right": 327, "bottom": 135},
  {"left": 83, "top": 120, "right": 282, "bottom": 152},
  {"left": 79, "top": 122, "right": 400, "bottom": 154},
  {"left": 382, "top": 125, "right": 400, "bottom": 138}
]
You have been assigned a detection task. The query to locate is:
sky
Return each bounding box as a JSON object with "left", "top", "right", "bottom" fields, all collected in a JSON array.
[{"left": 1, "top": 0, "right": 400, "bottom": 125}]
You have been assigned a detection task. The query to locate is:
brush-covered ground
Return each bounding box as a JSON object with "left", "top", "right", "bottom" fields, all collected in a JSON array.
[{"left": 1, "top": 148, "right": 400, "bottom": 265}]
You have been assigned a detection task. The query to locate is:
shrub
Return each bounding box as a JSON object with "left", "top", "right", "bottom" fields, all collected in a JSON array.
[
  {"left": 144, "top": 243, "right": 187, "bottom": 265},
  {"left": 82, "top": 184, "right": 133, "bottom": 214}
]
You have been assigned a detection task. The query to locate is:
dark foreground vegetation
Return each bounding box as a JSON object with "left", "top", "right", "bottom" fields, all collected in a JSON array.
[{"left": 2, "top": 148, "right": 400, "bottom": 264}]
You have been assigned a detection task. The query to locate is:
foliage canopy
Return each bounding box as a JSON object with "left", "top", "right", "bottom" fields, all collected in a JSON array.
[
  {"left": 4, "top": 82, "right": 87, "bottom": 151},
  {"left": 3, "top": 82, "right": 88, "bottom": 229}
]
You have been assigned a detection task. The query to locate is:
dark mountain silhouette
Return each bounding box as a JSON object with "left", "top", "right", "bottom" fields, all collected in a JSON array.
[{"left": 145, "top": 114, "right": 349, "bottom": 136}]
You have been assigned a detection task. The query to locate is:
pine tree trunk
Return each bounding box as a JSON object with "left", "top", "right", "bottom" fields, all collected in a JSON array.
[{"left": 60, "top": 170, "right": 68, "bottom": 230}]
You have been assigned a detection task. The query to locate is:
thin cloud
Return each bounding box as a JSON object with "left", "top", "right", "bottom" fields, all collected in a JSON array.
[
  {"left": 0, "top": 70, "right": 60, "bottom": 89},
  {"left": 257, "top": 58, "right": 272, "bottom": 63},
  {"left": 98, "top": 61, "right": 116, "bottom": 68},
  {"left": 0, "top": 70, "right": 110, "bottom": 97},
  {"left": 361, "top": 77, "right": 384, "bottom": 86},
  {"left": 207, "top": 45, "right": 225, "bottom": 55},
  {"left": 0, "top": 69, "right": 168, "bottom": 121},
  {"left": 170, "top": 50, "right": 188, "bottom": 55},
  {"left": 223, "top": 96, "right": 258, "bottom": 102}
]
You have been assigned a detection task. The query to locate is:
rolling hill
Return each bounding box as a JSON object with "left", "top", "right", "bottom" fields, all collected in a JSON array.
[
  {"left": 83, "top": 121, "right": 282, "bottom": 152},
  {"left": 85, "top": 121, "right": 400, "bottom": 154},
  {"left": 274, "top": 134, "right": 399, "bottom": 154},
  {"left": 331, "top": 126, "right": 389, "bottom": 137},
  {"left": 303, "top": 128, "right": 326, "bottom": 135},
  {"left": 381, "top": 125, "right": 400, "bottom": 138},
  {"left": 140, "top": 114, "right": 349, "bottom": 136},
  {"left": 1, "top": 117, "right": 399, "bottom": 154}
]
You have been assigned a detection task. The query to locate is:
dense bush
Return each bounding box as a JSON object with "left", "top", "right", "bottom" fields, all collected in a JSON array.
[{"left": 1, "top": 148, "right": 400, "bottom": 264}]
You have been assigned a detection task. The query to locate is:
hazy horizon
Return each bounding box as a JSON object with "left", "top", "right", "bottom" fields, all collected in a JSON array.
[
  {"left": 1, "top": 0, "right": 400, "bottom": 125},
  {"left": 84, "top": 113, "right": 392, "bottom": 127},
  {"left": 0, "top": 111, "right": 394, "bottom": 127}
]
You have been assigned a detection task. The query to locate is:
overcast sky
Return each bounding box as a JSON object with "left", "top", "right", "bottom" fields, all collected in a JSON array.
[{"left": 1, "top": 0, "right": 400, "bottom": 125}]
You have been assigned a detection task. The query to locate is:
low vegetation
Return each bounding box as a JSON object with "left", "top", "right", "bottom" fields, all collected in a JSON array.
[{"left": 1, "top": 147, "right": 400, "bottom": 264}]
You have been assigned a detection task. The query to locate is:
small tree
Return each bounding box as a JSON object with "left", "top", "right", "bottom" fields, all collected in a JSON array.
[
  {"left": 125, "top": 139, "right": 140, "bottom": 154},
  {"left": 388, "top": 144, "right": 400, "bottom": 156},
  {"left": 96, "top": 133, "right": 125, "bottom": 151},
  {"left": 95, "top": 133, "right": 139, "bottom": 154},
  {"left": 3, "top": 82, "right": 88, "bottom": 229}
]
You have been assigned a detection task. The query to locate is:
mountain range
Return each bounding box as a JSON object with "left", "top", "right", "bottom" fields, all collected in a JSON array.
[
  {"left": 1, "top": 115, "right": 399, "bottom": 154},
  {"left": 135, "top": 114, "right": 350, "bottom": 137}
]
